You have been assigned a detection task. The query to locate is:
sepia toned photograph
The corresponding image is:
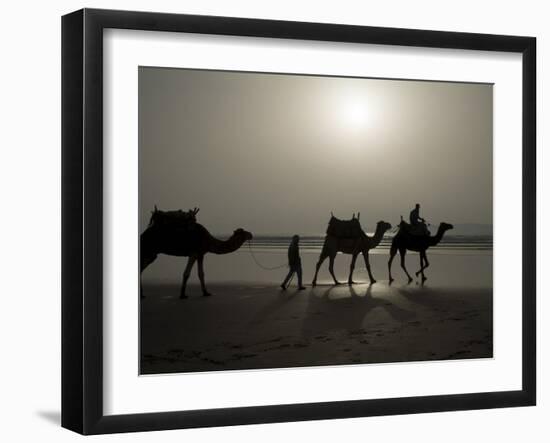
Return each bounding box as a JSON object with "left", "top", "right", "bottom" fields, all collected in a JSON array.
[{"left": 138, "top": 67, "right": 493, "bottom": 375}]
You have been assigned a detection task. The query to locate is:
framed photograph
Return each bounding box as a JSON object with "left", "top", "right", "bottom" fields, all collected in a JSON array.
[{"left": 62, "top": 8, "right": 536, "bottom": 435}]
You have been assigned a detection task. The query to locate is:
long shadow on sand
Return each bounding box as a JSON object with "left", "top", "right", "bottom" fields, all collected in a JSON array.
[
  {"left": 249, "top": 289, "right": 301, "bottom": 325},
  {"left": 300, "top": 284, "right": 415, "bottom": 340},
  {"left": 393, "top": 285, "right": 493, "bottom": 312}
]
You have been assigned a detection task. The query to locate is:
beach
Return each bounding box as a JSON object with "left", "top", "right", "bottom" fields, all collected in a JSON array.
[{"left": 140, "top": 249, "right": 493, "bottom": 374}]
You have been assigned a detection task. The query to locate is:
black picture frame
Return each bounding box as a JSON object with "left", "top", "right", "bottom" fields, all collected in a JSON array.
[{"left": 62, "top": 8, "right": 536, "bottom": 435}]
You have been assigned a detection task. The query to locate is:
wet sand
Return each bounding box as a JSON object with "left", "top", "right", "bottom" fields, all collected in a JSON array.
[{"left": 140, "top": 252, "right": 492, "bottom": 374}]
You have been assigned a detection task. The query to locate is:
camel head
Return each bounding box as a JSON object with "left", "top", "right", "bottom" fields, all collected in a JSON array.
[
  {"left": 439, "top": 222, "right": 454, "bottom": 232},
  {"left": 376, "top": 220, "right": 392, "bottom": 233},
  {"left": 232, "top": 228, "right": 253, "bottom": 242}
]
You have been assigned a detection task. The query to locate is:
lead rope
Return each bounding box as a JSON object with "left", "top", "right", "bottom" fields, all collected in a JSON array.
[{"left": 246, "top": 240, "right": 289, "bottom": 271}]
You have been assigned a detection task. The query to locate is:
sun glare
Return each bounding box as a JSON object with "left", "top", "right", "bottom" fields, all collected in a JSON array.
[{"left": 339, "top": 98, "right": 370, "bottom": 131}]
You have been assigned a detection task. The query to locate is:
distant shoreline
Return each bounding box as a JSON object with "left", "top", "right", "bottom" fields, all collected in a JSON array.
[
  {"left": 141, "top": 251, "right": 493, "bottom": 293},
  {"left": 245, "top": 234, "right": 493, "bottom": 253}
]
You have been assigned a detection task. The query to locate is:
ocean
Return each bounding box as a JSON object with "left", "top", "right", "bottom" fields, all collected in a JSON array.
[{"left": 246, "top": 234, "right": 493, "bottom": 255}]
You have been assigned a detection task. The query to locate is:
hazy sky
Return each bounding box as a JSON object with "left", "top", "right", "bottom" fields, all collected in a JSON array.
[{"left": 139, "top": 67, "right": 492, "bottom": 235}]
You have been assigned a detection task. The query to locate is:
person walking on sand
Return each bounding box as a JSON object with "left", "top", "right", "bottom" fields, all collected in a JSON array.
[{"left": 281, "top": 235, "right": 306, "bottom": 290}]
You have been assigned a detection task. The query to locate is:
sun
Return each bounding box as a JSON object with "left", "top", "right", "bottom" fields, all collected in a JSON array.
[{"left": 339, "top": 98, "right": 370, "bottom": 131}]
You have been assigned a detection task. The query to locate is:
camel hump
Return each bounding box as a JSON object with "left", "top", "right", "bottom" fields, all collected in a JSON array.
[
  {"left": 399, "top": 221, "right": 430, "bottom": 237},
  {"left": 149, "top": 207, "right": 199, "bottom": 228},
  {"left": 327, "top": 214, "right": 363, "bottom": 238}
]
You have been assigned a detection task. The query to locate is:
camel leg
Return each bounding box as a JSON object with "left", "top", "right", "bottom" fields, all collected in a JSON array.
[
  {"left": 139, "top": 251, "right": 157, "bottom": 299},
  {"left": 415, "top": 252, "right": 430, "bottom": 280},
  {"left": 348, "top": 253, "right": 359, "bottom": 285},
  {"left": 312, "top": 252, "right": 328, "bottom": 287},
  {"left": 423, "top": 253, "right": 430, "bottom": 272},
  {"left": 328, "top": 255, "right": 341, "bottom": 285},
  {"left": 197, "top": 255, "right": 211, "bottom": 296},
  {"left": 363, "top": 251, "right": 376, "bottom": 284},
  {"left": 399, "top": 248, "right": 413, "bottom": 284},
  {"left": 415, "top": 253, "right": 424, "bottom": 281},
  {"left": 419, "top": 251, "right": 429, "bottom": 283},
  {"left": 180, "top": 256, "right": 197, "bottom": 299},
  {"left": 388, "top": 245, "right": 397, "bottom": 284}
]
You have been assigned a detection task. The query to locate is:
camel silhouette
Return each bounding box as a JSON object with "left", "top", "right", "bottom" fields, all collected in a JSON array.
[
  {"left": 140, "top": 211, "right": 252, "bottom": 298},
  {"left": 312, "top": 220, "right": 392, "bottom": 286},
  {"left": 388, "top": 221, "right": 453, "bottom": 284}
]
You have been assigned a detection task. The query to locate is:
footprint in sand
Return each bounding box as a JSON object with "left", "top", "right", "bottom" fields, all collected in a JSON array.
[
  {"left": 201, "top": 357, "right": 225, "bottom": 365},
  {"left": 312, "top": 335, "right": 332, "bottom": 343},
  {"left": 184, "top": 351, "right": 202, "bottom": 359},
  {"left": 266, "top": 337, "right": 284, "bottom": 343},
  {"left": 264, "top": 343, "right": 292, "bottom": 351},
  {"left": 232, "top": 353, "right": 257, "bottom": 360}
]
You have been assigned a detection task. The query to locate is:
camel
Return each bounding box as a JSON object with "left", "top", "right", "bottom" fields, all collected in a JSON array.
[
  {"left": 388, "top": 221, "right": 453, "bottom": 284},
  {"left": 140, "top": 211, "right": 252, "bottom": 298},
  {"left": 312, "top": 220, "right": 392, "bottom": 286}
]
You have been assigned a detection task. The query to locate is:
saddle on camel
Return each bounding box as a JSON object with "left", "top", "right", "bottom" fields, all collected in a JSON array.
[
  {"left": 326, "top": 212, "right": 364, "bottom": 238},
  {"left": 148, "top": 206, "right": 200, "bottom": 229},
  {"left": 398, "top": 216, "right": 430, "bottom": 236}
]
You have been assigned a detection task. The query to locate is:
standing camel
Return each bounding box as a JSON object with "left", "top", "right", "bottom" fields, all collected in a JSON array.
[
  {"left": 388, "top": 222, "right": 453, "bottom": 284},
  {"left": 312, "top": 220, "right": 392, "bottom": 286},
  {"left": 140, "top": 219, "right": 252, "bottom": 298}
]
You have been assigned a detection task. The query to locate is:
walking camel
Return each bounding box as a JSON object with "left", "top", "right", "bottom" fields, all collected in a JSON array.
[
  {"left": 140, "top": 208, "right": 252, "bottom": 298},
  {"left": 388, "top": 221, "right": 453, "bottom": 284},
  {"left": 312, "top": 218, "right": 392, "bottom": 286}
]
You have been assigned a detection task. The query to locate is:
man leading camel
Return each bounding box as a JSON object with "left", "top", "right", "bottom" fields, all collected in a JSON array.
[{"left": 281, "top": 235, "right": 306, "bottom": 291}]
